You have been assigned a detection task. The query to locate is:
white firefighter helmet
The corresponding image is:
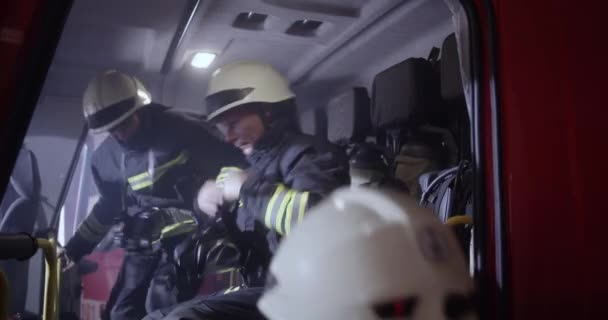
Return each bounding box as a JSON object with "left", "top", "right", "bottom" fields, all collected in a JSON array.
[
  {"left": 258, "top": 188, "right": 476, "bottom": 320},
  {"left": 205, "top": 61, "right": 294, "bottom": 120},
  {"left": 83, "top": 70, "right": 151, "bottom": 133}
]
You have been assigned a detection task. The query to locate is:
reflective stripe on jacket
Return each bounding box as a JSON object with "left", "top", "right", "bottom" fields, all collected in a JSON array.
[{"left": 234, "top": 132, "right": 349, "bottom": 253}]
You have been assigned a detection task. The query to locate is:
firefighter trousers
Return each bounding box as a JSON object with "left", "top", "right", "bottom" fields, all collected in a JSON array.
[
  {"left": 102, "top": 251, "right": 161, "bottom": 320},
  {"left": 143, "top": 287, "right": 265, "bottom": 320}
]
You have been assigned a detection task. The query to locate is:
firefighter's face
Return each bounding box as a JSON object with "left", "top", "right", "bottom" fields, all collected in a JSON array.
[
  {"left": 110, "top": 114, "right": 141, "bottom": 143},
  {"left": 215, "top": 111, "right": 265, "bottom": 156}
]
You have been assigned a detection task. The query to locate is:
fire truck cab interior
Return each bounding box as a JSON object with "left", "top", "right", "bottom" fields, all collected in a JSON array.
[{"left": 1, "top": 0, "right": 495, "bottom": 319}]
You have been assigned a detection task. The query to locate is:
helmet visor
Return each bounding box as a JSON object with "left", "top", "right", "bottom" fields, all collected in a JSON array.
[
  {"left": 86, "top": 97, "right": 136, "bottom": 131},
  {"left": 205, "top": 88, "right": 254, "bottom": 118}
]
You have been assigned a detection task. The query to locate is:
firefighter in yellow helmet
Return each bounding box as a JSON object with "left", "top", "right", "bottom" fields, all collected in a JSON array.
[
  {"left": 59, "top": 70, "right": 245, "bottom": 320},
  {"left": 145, "top": 62, "right": 349, "bottom": 320}
]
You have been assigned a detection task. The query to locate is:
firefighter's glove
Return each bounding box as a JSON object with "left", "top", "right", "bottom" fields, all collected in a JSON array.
[
  {"left": 196, "top": 181, "right": 224, "bottom": 218},
  {"left": 57, "top": 246, "right": 76, "bottom": 272},
  {"left": 218, "top": 169, "right": 248, "bottom": 203}
]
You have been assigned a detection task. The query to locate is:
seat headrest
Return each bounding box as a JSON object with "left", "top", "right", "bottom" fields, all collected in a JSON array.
[
  {"left": 299, "top": 108, "right": 319, "bottom": 136},
  {"left": 9, "top": 147, "right": 41, "bottom": 199},
  {"left": 326, "top": 87, "right": 371, "bottom": 144},
  {"left": 440, "top": 33, "right": 465, "bottom": 102},
  {"left": 371, "top": 58, "right": 441, "bottom": 130}
]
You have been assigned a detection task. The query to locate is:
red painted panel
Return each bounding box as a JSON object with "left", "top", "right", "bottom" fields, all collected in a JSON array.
[
  {"left": 81, "top": 249, "right": 125, "bottom": 302},
  {"left": 81, "top": 249, "right": 237, "bottom": 320},
  {"left": 492, "top": 0, "right": 608, "bottom": 318}
]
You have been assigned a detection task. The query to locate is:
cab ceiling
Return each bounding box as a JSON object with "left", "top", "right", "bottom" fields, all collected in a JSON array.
[{"left": 41, "top": 0, "right": 453, "bottom": 118}]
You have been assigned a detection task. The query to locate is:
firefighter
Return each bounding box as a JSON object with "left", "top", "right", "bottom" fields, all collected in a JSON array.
[
  {"left": 58, "top": 70, "right": 246, "bottom": 320},
  {"left": 146, "top": 61, "right": 350, "bottom": 320},
  {"left": 259, "top": 187, "right": 477, "bottom": 320}
]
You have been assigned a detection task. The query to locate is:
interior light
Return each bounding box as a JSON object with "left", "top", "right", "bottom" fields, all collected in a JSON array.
[
  {"left": 137, "top": 90, "right": 151, "bottom": 104},
  {"left": 191, "top": 52, "right": 216, "bottom": 69}
]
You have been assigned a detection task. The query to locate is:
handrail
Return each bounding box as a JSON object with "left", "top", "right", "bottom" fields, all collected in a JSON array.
[
  {"left": 37, "top": 238, "right": 61, "bottom": 320},
  {"left": 445, "top": 215, "right": 474, "bottom": 227},
  {"left": 0, "top": 234, "right": 61, "bottom": 320}
]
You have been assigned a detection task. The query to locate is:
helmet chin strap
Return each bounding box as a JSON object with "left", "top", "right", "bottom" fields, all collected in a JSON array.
[
  {"left": 248, "top": 99, "right": 299, "bottom": 152},
  {"left": 259, "top": 108, "right": 273, "bottom": 129},
  {"left": 253, "top": 109, "right": 288, "bottom": 152}
]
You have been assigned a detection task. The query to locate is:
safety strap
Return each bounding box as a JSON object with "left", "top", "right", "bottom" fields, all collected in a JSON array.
[
  {"left": 159, "top": 219, "right": 196, "bottom": 239},
  {"left": 435, "top": 175, "right": 455, "bottom": 222},
  {"left": 127, "top": 152, "right": 190, "bottom": 191},
  {"left": 158, "top": 208, "right": 198, "bottom": 240},
  {"left": 427, "top": 46, "right": 440, "bottom": 64},
  {"left": 427, "top": 46, "right": 441, "bottom": 83},
  {"left": 420, "top": 162, "right": 471, "bottom": 222},
  {"left": 121, "top": 152, "right": 127, "bottom": 216}
]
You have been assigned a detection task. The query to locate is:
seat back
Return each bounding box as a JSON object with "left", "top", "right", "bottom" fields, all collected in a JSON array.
[
  {"left": 0, "top": 147, "right": 43, "bottom": 315},
  {"left": 419, "top": 33, "right": 473, "bottom": 220},
  {"left": 371, "top": 57, "right": 451, "bottom": 196},
  {"left": 326, "top": 87, "right": 385, "bottom": 187},
  {"left": 371, "top": 58, "right": 442, "bottom": 132},
  {"left": 417, "top": 34, "right": 473, "bottom": 263},
  {"left": 0, "top": 147, "right": 42, "bottom": 233},
  {"left": 441, "top": 33, "right": 471, "bottom": 160},
  {"left": 326, "top": 87, "right": 372, "bottom": 145},
  {"left": 441, "top": 34, "right": 465, "bottom": 104}
]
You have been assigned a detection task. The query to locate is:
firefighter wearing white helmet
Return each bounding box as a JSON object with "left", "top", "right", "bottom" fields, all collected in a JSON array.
[
  {"left": 198, "top": 61, "right": 348, "bottom": 254},
  {"left": 60, "top": 70, "right": 246, "bottom": 320},
  {"left": 197, "top": 61, "right": 349, "bottom": 241},
  {"left": 258, "top": 187, "right": 477, "bottom": 320},
  {"left": 82, "top": 70, "right": 152, "bottom": 133},
  {"left": 150, "top": 62, "right": 349, "bottom": 320}
]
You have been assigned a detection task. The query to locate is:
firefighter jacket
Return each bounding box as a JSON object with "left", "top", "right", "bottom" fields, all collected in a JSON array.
[
  {"left": 65, "top": 104, "right": 246, "bottom": 261},
  {"left": 224, "top": 125, "right": 350, "bottom": 254}
]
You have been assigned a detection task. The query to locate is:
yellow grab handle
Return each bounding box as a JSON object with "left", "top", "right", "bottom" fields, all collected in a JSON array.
[
  {"left": 38, "top": 238, "right": 61, "bottom": 320},
  {"left": 445, "top": 215, "right": 473, "bottom": 227},
  {"left": 0, "top": 235, "right": 61, "bottom": 320}
]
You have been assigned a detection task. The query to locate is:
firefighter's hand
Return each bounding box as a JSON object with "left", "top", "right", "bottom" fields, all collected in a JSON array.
[
  {"left": 57, "top": 246, "right": 75, "bottom": 272},
  {"left": 220, "top": 170, "right": 248, "bottom": 202},
  {"left": 196, "top": 180, "right": 224, "bottom": 218}
]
